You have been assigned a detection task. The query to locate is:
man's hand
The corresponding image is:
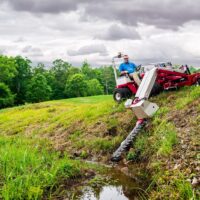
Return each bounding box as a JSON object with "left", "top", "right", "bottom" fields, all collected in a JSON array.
[{"left": 121, "top": 71, "right": 128, "bottom": 75}]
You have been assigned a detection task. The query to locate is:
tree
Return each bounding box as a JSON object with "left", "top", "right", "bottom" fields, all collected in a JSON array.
[
  {"left": 65, "top": 74, "right": 87, "bottom": 98},
  {"left": 81, "top": 61, "right": 96, "bottom": 80},
  {"left": 26, "top": 74, "right": 52, "bottom": 103},
  {"left": 50, "top": 59, "right": 72, "bottom": 99},
  {"left": 98, "top": 66, "right": 115, "bottom": 94},
  {"left": 0, "top": 82, "right": 14, "bottom": 108},
  {"left": 0, "top": 55, "right": 17, "bottom": 84},
  {"left": 33, "top": 63, "right": 47, "bottom": 75},
  {"left": 11, "top": 56, "right": 32, "bottom": 104},
  {"left": 87, "top": 79, "right": 104, "bottom": 96}
]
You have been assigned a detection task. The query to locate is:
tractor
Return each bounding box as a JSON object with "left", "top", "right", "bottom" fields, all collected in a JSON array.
[{"left": 112, "top": 53, "right": 200, "bottom": 102}]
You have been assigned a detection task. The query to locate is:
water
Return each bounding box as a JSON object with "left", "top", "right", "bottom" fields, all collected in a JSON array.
[
  {"left": 80, "top": 186, "right": 129, "bottom": 200},
  {"left": 72, "top": 167, "right": 147, "bottom": 200}
]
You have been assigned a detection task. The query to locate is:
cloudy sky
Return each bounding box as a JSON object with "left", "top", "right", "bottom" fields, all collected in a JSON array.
[{"left": 1, "top": 0, "right": 200, "bottom": 66}]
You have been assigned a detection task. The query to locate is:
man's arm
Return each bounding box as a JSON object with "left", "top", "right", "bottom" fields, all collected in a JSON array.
[{"left": 131, "top": 63, "right": 137, "bottom": 72}]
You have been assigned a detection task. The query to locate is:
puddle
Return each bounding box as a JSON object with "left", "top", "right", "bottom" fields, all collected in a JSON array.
[
  {"left": 71, "top": 167, "right": 148, "bottom": 200},
  {"left": 79, "top": 186, "right": 129, "bottom": 200}
]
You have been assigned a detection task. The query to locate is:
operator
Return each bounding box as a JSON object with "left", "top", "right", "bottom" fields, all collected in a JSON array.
[{"left": 119, "top": 55, "right": 141, "bottom": 86}]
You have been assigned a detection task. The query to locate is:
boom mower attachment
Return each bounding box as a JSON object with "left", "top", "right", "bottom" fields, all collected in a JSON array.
[
  {"left": 126, "top": 68, "right": 159, "bottom": 119},
  {"left": 111, "top": 68, "right": 159, "bottom": 162}
]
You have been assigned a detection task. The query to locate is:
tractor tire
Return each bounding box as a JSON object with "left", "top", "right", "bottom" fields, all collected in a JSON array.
[
  {"left": 113, "top": 88, "right": 132, "bottom": 103},
  {"left": 196, "top": 78, "right": 200, "bottom": 86},
  {"left": 150, "top": 82, "right": 163, "bottom": 97}
]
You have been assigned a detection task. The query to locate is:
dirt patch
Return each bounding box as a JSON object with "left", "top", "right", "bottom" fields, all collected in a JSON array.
[
  {"left": 42, "top": 110, "right": 135, "bottom": 162},
  {"left": 49, "top": 120, "right": 85, "bottom": 151}
]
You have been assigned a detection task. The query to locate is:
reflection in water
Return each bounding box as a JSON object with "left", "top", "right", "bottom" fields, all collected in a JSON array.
[
  {"left": 80, "top": 186, "right": 129, "bottom": 200},
  {"left": 71, "top": 167, "right": 148, "bottom": 200}
]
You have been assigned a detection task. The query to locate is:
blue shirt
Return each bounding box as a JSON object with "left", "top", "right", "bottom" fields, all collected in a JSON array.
[{"left": 119, "top": 62, "right": 137, "bottom": 74}]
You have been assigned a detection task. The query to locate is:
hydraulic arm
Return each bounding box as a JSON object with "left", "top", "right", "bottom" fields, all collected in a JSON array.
[{"left": 111, "top": 68, "right": 159, "bottom": 162}]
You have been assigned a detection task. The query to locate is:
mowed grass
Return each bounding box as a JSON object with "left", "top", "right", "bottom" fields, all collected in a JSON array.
[
  {"left": 0, "top": 95, "right": 123, "bottom": 199},
  {"left": 0, "top": 95, "right": 115, "bottom": 136}
]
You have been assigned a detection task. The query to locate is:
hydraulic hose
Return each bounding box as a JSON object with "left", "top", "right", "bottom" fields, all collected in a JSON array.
[{"left": 111, "top": 119, "right": 146, "bottom": 162}]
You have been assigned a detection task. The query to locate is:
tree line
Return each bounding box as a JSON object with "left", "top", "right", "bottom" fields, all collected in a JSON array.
[{"left": 0, "top": 55, "right": 115, "bottom": 109}]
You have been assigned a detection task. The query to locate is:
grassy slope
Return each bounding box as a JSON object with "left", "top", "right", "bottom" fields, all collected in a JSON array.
[
  {"left": 0, "top": 87, "right": 199, "bottom": 199},
  {"left": 0, "top": 95, "right": 130, "bottom": 199},
  {"left": 130, "top": 86, "right": 200, "bottom": 199},
  {"left": 0, "top": 95, "right": 131, "bottom": 159}
]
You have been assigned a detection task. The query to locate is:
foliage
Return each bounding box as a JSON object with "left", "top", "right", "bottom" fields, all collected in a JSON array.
[
  {"left": 0, "top": 55, "right": 17, "bottom": 83},
  {"left": 0, "top": 82, "right": 14, "bottom": 108},
  {"left": 11, "top": 56, "right": 32, "bottom": 104},
  {"left": 0, "top": 54, "right": 116, "bottom": 108},
  {"left": 26, "top": 74, "right": 52, "bottom": 103},
  {"left": 65, "top": 73, "right": 88, "bottom": 97},
  {"left": 81, "top": 61, "right": 96, "bottom": 79},
  {"left": 87, "top": 79, "right": 104, "bottom": 96},
  {"left": 98, "top": 66, "right": 116, "bottom": 94},
  {"left": 49, "top": 59, "right": 72, "bottom": 99}
]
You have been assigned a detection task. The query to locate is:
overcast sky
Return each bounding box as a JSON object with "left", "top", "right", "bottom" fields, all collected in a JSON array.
[{"left": 1, "top": 0, "right": 200, "bottom": 66}]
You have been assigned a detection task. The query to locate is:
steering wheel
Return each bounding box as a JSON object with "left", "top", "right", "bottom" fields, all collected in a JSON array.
[{"left": 136, "top": 65, "right": 141, "bottom": 71}]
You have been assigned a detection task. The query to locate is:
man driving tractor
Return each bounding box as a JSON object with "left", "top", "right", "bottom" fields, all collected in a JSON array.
[{"left": 119, "top": 55, "right": 141, "bottom": 86}]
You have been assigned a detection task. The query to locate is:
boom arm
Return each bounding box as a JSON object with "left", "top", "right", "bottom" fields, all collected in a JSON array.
[
  {"left": 135, "top": 68, "right": 157, "bottom": 99},
  {"left": 126, "top": 68, "right": 159, "bottom": 119}
]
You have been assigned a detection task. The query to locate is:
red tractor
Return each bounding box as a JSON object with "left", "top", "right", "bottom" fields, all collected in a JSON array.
[{"left": 112, "top": 55, "right": 200, "bottom": 102}]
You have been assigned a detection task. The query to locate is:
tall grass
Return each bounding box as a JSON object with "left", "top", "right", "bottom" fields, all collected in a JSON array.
[{"left": 0, "top": 136, "right": 81, "bottom": 199}]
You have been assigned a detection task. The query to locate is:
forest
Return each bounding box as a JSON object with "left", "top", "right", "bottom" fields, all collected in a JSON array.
[{"left": 0, "top": 55, "right": 115, "bottom": 108}]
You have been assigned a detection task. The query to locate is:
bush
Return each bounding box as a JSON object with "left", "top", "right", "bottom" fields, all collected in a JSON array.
[{"left": 0, "top": 82, "right": 14, "bottom": 108}]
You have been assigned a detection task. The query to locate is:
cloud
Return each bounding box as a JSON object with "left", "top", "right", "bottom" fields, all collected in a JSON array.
[
  {"left": 96, "top": 24, "right": 140, "bottom": 40},
  {"left": 22, "top": 45, "right": 43, "bottom": 57},
  {"left": 2, "top": 0, "right": 200, "bottom": 29},
  {"left": 14, "top": 37, "right": 26, "bottom": 43},
  {"left": 1, "top": 0, "right": 200, "bottom": 66},
  {"left": 1, "top": 0, "right": 78, "bottom": 13},
  {"left": 83, "top": 0, "right": 200, "bottom": 29},
  {"left": 0, "top": 48, "right": 6, "bottom": 54},
  {"left": 67, "top": 44, "right": 108, "bottom": 56}
]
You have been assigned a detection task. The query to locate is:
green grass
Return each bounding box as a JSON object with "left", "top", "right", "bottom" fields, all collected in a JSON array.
[
  {"left": 130, "top": 86, "right": 200, "bottom": 200},
  {"left": 0, "top": 95, "right": 128, "bottom": 199},
  {"left": 0, "top": 95, "right": 115, "bottom": 136},
  {"left": 0, "top": 95, "right": 126, "bottom": 152},
  {"left": 0, "top": 87, "right": 199, "bottom": 199},
  {"left": 0, "top": 136, "right": 82, "bottom": 200},
  {"left": 175, "top": 86, "right": 200, "bottom": 109},
  {"left": 149, "top": 171, "right": 195, "bottom": 200}
]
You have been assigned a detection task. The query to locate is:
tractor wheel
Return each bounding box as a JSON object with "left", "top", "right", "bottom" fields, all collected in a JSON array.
[
  {"left": 150, "top": 82, "right": 163, "bottom": 97},
  {"left": 113, "top": 88, "right": 132, "bottom": 103},
  {"left": 196, "top": 78, "right": 200, "bottom": 86},
  {"left": 123, "top": 88, "right": 132, "bottom": 98}
]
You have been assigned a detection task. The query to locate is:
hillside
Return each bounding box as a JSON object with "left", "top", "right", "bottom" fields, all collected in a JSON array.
[{"left": 0, "top": 87, "right": 199, "bottom": 199}]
